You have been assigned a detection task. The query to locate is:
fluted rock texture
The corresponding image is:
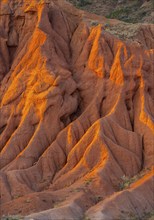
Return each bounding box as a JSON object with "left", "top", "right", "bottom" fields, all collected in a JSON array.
[{"left": 0, "top": 0, "right": 154, "bottom": 219}]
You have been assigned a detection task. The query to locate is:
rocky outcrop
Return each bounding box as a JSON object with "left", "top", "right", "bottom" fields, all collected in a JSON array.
[{"left": 0, "top": 0, "right": 154, "bottom": 219}]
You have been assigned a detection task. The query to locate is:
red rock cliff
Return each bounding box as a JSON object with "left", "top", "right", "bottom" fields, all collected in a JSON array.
[{"left": 0, "top": 0, "right": 154, "bottom": 219}]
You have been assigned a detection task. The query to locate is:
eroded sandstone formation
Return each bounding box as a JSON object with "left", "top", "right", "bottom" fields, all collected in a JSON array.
[{"left": 0, "top": 0, "right": 154, "bottom": 219}]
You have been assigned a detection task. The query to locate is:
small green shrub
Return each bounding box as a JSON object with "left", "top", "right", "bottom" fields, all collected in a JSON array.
[
  {"left": 13, "top": 194, "right": 23, "bottom": 199},
  {"left": 90, "top": 20, "right": 99, "bottom": 26},
  {"left": 120, "top": 210, "right": 154, "bottom": 220},
  {"left": 1, "top": 216, "right": 23, "bottom": 220},
  {"left": 82, "top": 216, "right": 91, "bottom": 220},
  {"left": 77, "top": 0, "right": 92, "bottom": 7},
  {"left": 107, "top": 7, "right": 131, "bottom": 19},
  {"left": 25, "top": 198, "right": 31, "bottom": 203},
  {"left": 84, "top": 178, "right": 93, "bottom": 186},
  {"left": 143, "top": 211, "right": 154, "bottom": 219},
  {"left": 94, "top": 195, "right": 102, "bottom": 204},
  {"left": 119, "top": 175, "right": 134, "bottom": 190},
  {"left": 119, "top": 168, "right": 152, "bottom": 191}
]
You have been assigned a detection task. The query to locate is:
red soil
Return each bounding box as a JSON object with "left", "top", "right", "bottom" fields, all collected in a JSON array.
[{"left": 0, "top": 0, "right": 154, "bottom": 219}]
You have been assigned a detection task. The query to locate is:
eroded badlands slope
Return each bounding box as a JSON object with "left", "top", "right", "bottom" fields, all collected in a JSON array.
[{"left": 0, "top": 0, "right": 154, "bottom": 219}]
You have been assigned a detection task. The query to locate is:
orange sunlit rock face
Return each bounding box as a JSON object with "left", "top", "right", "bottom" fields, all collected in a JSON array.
[{"left": 0, "top": 0, "right": 154, "bottom": 219}]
